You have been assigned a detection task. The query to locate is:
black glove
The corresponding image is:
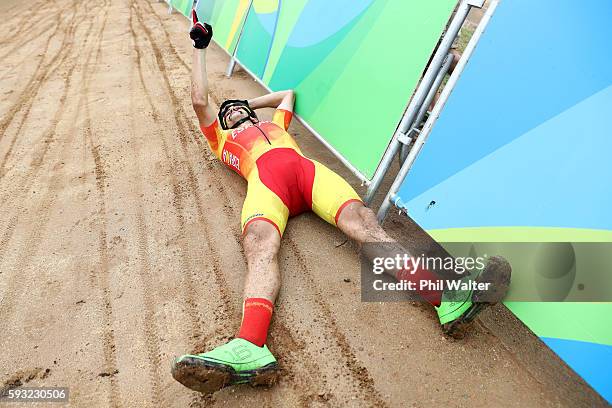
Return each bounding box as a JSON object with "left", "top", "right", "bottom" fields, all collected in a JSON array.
[{"left": 190, "top": 10, "right": 212, "bottom": 49}]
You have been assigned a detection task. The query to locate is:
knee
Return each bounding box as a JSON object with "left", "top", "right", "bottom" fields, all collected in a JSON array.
[
  {"left": 242, "top": 221, "right": 280, "bottom": 259},
  {"left": 339, "top": 203, "right": 377, "bottom": 229},
  {"left": 337, "top": 202, "right": 393, "bottom": 243},
  {"left": 356, "top": 205, "right": 377, "bottom": 223}
]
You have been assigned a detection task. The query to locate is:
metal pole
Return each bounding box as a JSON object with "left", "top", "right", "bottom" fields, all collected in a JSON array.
[
  {"left": 226, "top": 0, "right": 254, "bottom": 77},
  {"left": 377, "top": 0, "right": 500, "bottom": 223},
  {"left": 399, "top": 53, "right": 453, "bottom": 164},
  {"left": 364, "top": 0, "right": 481, "bottom": 205}
]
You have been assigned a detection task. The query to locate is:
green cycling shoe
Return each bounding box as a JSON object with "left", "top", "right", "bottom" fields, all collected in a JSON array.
[
  {"left": 171, "top": 338, "right": 280, "bottom": 394},
  {"left": 436, "top": 256, "right": 511, "bottom": 337}
]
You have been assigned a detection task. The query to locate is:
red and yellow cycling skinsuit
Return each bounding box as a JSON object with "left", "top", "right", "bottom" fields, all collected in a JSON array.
[{"left": 201, "top": 109, "right": 362, "bottom": 236}]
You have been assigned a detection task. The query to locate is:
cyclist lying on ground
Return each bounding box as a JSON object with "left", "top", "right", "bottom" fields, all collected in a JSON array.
[{"left": 171, "top": 11, "right": 511, "bottom": 395}]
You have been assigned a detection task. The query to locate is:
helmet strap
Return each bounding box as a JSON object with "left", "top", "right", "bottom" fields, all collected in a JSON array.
[{"left": 219, "top": 100, "right": 258, "bottom": 130}]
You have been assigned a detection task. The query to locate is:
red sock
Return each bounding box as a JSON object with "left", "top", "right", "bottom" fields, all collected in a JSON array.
[
  {"left": 237, "top": 298, "right": 273, "bottom": 347},
  {"left": 397, "top": 267, "right": 442, "bottom": 307}
]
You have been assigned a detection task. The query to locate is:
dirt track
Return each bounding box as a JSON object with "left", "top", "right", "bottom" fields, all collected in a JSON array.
[{"left": 0, "top": 1, "right": 608, "bottom": 407}]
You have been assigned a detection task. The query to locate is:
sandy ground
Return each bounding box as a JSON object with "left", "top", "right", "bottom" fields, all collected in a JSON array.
[{"left": 0, "top": 1, "right": 608, "bottom": 407}]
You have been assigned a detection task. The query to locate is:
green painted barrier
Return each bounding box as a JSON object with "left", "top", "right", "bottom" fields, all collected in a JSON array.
[{"left": 170, "top": 0, "right": 192, "bottom": 18}]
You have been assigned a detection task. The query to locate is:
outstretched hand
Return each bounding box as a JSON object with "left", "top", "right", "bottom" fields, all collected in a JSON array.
[{"left": 190, "top": 10, "right": 212, "bottom": 49}]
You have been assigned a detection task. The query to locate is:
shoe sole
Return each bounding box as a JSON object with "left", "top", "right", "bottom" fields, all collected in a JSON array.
[
  {"left": 171, "top": 357, "right": 280, "bottom": 394},
  {"left": 442, "top": 256, "right": 512, "bottom": 338}
]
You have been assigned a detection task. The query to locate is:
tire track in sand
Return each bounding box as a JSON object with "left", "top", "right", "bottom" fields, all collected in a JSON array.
[
  {"left": 128, "top": 5, "right": 214, "bottom": 350},
  {"left": 0, "top": 0, "right": 61, "bottom": 81},
  {"left": 79, "top": 2, "right": 123, "bottom": 406},
  {"left": 0, "top": 0, "right": 54, "bottom": 46},
  {"left": 0, "top": 1, "right": 120, "bottom": 406},
  {"left": 284, "top": 236, "right": 388, "bottom": 407},
  {"left": 0, "top": 14, "right": 66, "bottom": 179},
  {"left": 131, "top": 0, "right": 236, "bottom": 333},
  {"left": 139, "top": 0, "right": 190, "bottom": 72},
  {"left": 0, "top": 3, "right": 82, "bottom": 280},
  {"left": 0, "top": 0, "right": 100, "bottom": 254},
  {"left": 0, "top": 8, "right": 113, "bottom": 318},
  {"left": 0, "top": 3, "right": 68, "bottom": 141},
  {"left": 0, "top": 1, "right": 87, "bottom": 186},
  {"left": 114, "top": 6, "right": 168, "bottom": 405},
  {"left": 0, "top": 217, "right": 18, "bottom": 270},
  {"left": 0, "top": 0, "right": 110, "bottom": 367},
  {"left": 0, "top": 0, "right": 91, "bottom": 282}
]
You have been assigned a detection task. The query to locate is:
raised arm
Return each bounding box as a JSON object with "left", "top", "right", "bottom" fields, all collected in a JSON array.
[
  {"left": 190, "top": 11, "right": 216, "bottom": 127},
  {"left": 248, "top": 90, "right": 295, "bottom": 113}
]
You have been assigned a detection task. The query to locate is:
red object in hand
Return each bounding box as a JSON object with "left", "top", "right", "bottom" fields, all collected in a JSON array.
[{"left": 190, "top": 9, "right": 213, "bottom": 49}]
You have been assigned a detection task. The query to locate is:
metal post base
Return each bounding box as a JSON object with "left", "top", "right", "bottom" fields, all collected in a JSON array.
[{"left": 226, "top": 58, "right": 236, "bottom": 78}]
